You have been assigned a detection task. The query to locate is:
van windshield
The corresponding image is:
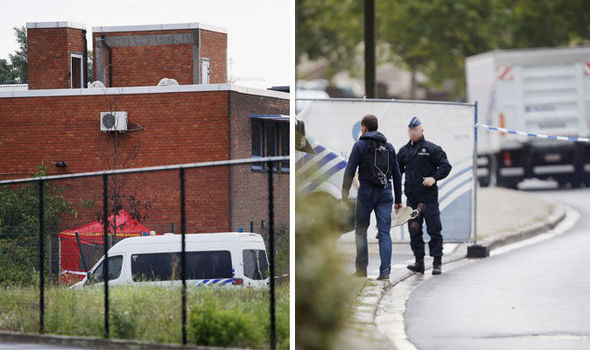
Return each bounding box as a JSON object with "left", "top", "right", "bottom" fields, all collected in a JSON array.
[
  {"left": 131, "top": 251, "right": 233, "bottom": 282},
  {"left": 243, "top": 249, "right": 269, "bottom": 280},
  {"left": 88, "top": 255, "right": 123, "bottom": 284}
]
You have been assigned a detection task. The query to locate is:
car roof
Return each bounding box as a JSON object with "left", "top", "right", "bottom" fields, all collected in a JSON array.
[{"left": 108, "top": 232, "right": 265, "bottom": 254}]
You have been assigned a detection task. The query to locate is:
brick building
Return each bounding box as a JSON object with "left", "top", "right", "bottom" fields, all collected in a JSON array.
[{"left": 0, "top": 21, "right": 289, "bottom": 236}]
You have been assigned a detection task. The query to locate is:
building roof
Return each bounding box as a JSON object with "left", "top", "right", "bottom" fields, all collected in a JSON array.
[
  {"left": 92, "top": 22, "right": 227, "bottom": 34},
  {"left": 0, "top": 83, "right": 288, "bottom": 100},
  {"left": 26, "top": 21, "right": 86, "bottom": 30}
]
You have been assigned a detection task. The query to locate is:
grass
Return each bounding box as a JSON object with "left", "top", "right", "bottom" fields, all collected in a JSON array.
[{"left": 0, "top": 282, "right": 289, "bottom": 348}]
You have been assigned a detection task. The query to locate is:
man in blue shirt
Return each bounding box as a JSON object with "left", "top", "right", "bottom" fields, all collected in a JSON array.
[{"left": 342, "top": 114, "right": 403, "bottom": 280}]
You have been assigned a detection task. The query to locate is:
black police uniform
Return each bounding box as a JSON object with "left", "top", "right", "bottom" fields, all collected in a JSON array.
[{"left": 397, "top": 135, "right": 451, "bottom": 259}]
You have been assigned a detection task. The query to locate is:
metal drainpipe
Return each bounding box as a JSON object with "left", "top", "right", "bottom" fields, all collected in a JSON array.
[
  {"left": 101, "top": 34, "right": 113, "bottom": 87},
  {"left": 82, "top": 30, "right": 88, "bottom": 87}
]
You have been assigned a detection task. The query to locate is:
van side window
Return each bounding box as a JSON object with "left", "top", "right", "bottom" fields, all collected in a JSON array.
[
  {"left": 243, "top": 249, "right": 269, "bottom": 280},
  {"left": 88, "top": 255, "right": 123, "bottom": 284},
  {"left": 131, "top": 251, "right": 233, "bottom": 282}
]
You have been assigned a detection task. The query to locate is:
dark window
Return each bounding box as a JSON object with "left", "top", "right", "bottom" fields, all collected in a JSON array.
[
  {"left": 279, "top": 123, "right": 289, "bottom": 171},
  {"left": 252, "top": 119, "right": 263, "bottom": 170},
  {"left": 251, "top": 119, "right": 289, "bottom": 172},
  {"left": 243, "top": 249, "right": 269, "bottom": 280},
  {"left": 71, "top": 56, "right": 82, "bottom": 88},
  {"left": 88, "top": 255, "right": 123, "bottom": 284},
  {"left": 131, "top": 251, "right": 233, "bottom": 282}
]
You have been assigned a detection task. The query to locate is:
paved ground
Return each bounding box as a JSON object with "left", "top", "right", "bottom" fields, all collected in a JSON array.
[
  {"left": 404, "top": 184, "right": 590, "bottom": 350},
  {"left": 336, "top": 186, "right": 560, "bottom": 349}
]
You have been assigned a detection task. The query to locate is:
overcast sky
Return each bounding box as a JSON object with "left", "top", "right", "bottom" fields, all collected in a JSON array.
[{"left": 0, "top": 0, "right": 290, "bottom": 89}]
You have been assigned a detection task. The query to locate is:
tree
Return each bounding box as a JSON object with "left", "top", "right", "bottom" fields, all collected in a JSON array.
[
  {"left": 0, "top": 163, "right": 75, "bottom": 286},
  {"left": 0, "top": 58, "right": 17, "bottom": 84},
  {"left": 297, "top": 0, "right": 590, "bottom": 99},
  {"left": 296, "top": 0, "right": 363, "bottom": 79}
]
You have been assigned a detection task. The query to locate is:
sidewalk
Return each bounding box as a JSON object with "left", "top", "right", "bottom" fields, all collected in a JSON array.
[{"left": 335, "top": 187, "right": 565, "bottom": 349}]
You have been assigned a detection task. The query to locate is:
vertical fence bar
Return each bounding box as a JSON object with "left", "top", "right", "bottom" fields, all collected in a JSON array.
[
  {"left": 102, "top": 173, "right": 109, "bottom": 338},
  {"left": 38, "top": 179, "right": 45, "bottom": 334},
  {"left": 180, "top": 167, "right": 187, "bottom": 345},
  {"left": 267, "top": 161, "right": 276, "bottom": 349},
  {"left": 473, "top": 101, "right": 478, "bottom": 244}
]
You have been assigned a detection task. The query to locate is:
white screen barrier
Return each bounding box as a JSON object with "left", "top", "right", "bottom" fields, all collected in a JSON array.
[{"left": 297, "top": 98, "right": 476, "bottom": 243}]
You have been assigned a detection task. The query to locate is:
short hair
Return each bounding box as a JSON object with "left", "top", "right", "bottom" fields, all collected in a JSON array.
[{"left": 361, "top": 114, "right": 378, "bottom": 132}]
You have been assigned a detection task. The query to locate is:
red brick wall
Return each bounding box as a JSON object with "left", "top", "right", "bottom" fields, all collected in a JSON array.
[
  {"left": 0, "top": 90, "right": 230, "bottom": 233},
  {"left": 92, "top": 28, "right": 227, "bottom": 87},
  {"left": 228, "top": 92, "right": 290, "bottom": 232},
  {"left": 0, "top": 89, "right": 288, "bottom": 236},
  {"left": 200, "top": 30, "right": 228, "bottom": 84},
  {"left": 27, "top": 27, "right": 85, "bottom": 89},
  {"left": 92, "top": 30, "right": 195, "bottom": 87}
]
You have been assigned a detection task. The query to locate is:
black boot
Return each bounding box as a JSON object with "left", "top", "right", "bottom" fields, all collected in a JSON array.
[
  {"left": 432, "top": 256, "right": 442, "bottom": 275},
  {"left": 407, "top": 257, "right": 425, "bottom": 273}
]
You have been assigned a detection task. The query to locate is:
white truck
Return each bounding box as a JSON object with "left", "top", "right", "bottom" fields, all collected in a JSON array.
[{"left": 466, "top": 47, "right": 590, "bottom": 188}]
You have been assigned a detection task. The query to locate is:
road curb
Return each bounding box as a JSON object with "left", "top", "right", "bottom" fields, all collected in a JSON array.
[
  {"left": 0, "top": 330, "right": 234, "bottom": 349},
  {"left": 469, "top": 202, "right": 566, "bottom": 257},
  {"left": 351, "top": 199, "right": 568, "bottom": 349}
]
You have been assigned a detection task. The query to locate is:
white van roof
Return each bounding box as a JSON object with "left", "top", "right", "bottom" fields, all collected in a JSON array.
[{"left": 108, "top": 232, "right": 265, "bottom": 254}]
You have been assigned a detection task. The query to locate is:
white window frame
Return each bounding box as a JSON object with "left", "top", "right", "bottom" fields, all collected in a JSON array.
[
  {"left": 70, "top": 53, "right": 84, "bottom": 88},
  {"left": 201, "top": 58, "right": 210, "bottom": 84}
]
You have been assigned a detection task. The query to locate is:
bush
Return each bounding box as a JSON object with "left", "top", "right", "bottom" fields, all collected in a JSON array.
[{"left": 189, "top": 295, "right": 261, "bottom": 347}]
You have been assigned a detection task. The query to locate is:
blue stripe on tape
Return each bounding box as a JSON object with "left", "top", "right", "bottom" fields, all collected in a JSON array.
[{"left": 478, "top": 123, "right": 589, "bottom": 143}]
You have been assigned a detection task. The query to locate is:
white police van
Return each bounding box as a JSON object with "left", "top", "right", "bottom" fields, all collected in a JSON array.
[{"left": 73, "top": 232, "right": 269, "bottom": 288}]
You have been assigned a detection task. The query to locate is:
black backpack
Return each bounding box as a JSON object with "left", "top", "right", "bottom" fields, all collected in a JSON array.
[{"left": 363, "top": 139, "right": 391, "bottom": 187}]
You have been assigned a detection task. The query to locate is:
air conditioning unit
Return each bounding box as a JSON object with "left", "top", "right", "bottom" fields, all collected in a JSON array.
[{"left": 100, "top": 111, "right": 128, "bottom": 132}]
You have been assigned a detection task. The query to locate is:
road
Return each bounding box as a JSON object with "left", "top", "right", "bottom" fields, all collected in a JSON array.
[{"left": 404, "top": 185, "right": 590, "bottom": 350}]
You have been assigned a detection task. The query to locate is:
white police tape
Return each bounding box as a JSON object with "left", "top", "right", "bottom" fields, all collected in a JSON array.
[{"left": 477, "top": 123, "right": 590, "bottom": 143}]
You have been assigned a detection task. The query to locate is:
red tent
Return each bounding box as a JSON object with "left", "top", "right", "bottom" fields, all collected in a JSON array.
[{"left": 59, "top": 209, "right": 152, "bottom": 284}]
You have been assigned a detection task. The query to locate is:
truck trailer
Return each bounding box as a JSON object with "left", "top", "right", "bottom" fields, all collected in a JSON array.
[{"left": 466, "top": 47, "right": 590, "bottom": 188}]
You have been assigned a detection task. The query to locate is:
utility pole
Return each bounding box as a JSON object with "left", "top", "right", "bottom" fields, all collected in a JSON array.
[{"left": 364, "top": 0, "right": 376, "bottom": 98}]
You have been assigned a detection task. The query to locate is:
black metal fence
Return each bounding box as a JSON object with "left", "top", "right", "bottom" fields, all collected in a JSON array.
[{"left": 0, "top": 156, "right": 289, "bottom": 348}]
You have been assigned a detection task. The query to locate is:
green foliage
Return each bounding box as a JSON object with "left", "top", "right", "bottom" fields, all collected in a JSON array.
[
  {"left": 297, "top": 0, "right": 590, "bottom": 98},
  {"left": 0, "top": 284, "right": 289, "bottom": 348},
  {"left": 0, "top": 26, "right": 27, "bottom": 84},
  {"left": 295, "top": 192, "right": 358, "bottom": 350},
  {"left": 296, "top": 0, "right": 363, "bottom": 78},
  {"left": 189, "top": 295, "right": 261, "bottom": 347},
  {"left": 0, "top": 163, "right": 74, "bottom": 286}
]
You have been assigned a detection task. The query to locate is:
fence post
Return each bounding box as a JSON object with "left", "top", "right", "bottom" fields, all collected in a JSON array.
[
  {"left": 473, "top": 101, "right": 478, "bottom": 244},
  {"left": 102, "top": 173, "right": 109, "bottom": 338},
  {"left": 180, "top": 167, "right": 187, "bottom": 345},
  {"left": 267, "top": 161, "right": 276, "bottom": 349},
  {"left": 38, "top": 179, "right": 45, "bottom": 334}
]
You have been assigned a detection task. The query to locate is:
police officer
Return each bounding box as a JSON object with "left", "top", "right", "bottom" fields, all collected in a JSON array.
[
  {"left": 342, "top": 114, "right": 403, "bottom": 280},
  {"left": 397, "top": 117, "right": 451, "bottom": 275}
]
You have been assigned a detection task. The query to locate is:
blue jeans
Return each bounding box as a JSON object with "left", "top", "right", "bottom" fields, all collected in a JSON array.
[{"left": 354, "top": 183, "right": 393, "bottom": 276}]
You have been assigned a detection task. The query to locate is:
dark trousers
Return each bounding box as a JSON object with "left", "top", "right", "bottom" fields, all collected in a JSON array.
[{"left": 406, "top": 197, "right": 443, "bottom": 258}]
